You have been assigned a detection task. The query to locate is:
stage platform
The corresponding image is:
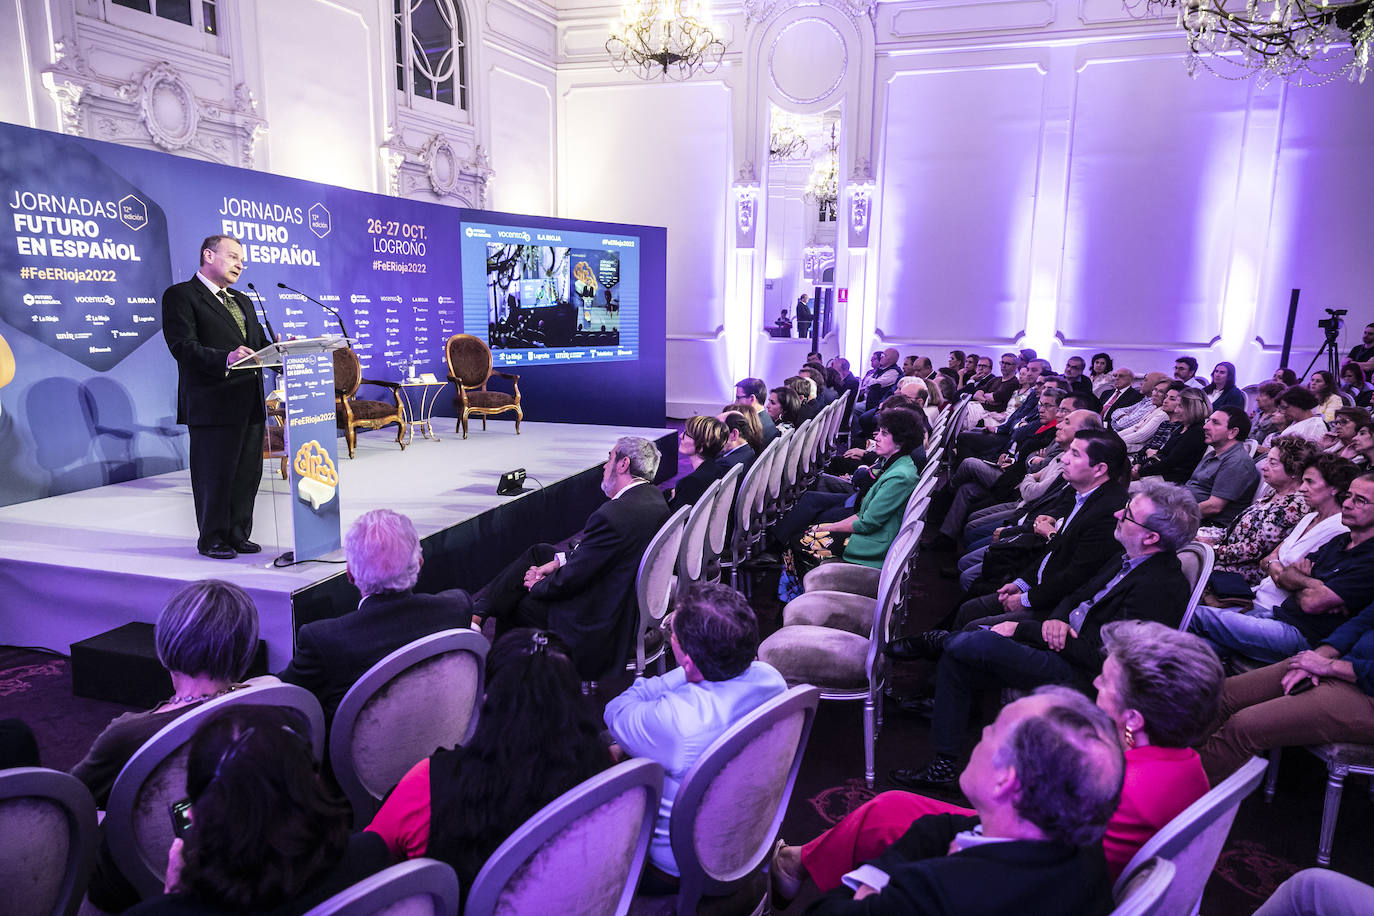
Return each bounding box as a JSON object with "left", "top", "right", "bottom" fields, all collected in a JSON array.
[{"left": 0, "top": 421, "right": 676, "bottom": 668}]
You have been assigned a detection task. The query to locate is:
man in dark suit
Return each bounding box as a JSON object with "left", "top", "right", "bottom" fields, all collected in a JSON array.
[
  {"left": 473, "top": 436, "right": 671, "bottom": 679},
  {"left": 893, "top": 478, "right": 1199, "bottom": 788},
  {"left": 162, "top": 235, "right": 270, "bottom": 559},
  {"left": 808, "top": 688, "right": 1120, "bottom": 915},
  {"left": 278, "top": 509, "right": 472, "bottom": 719},
  {"left": 1098, "top": 366, "right": 1143, "bottom": 424}
]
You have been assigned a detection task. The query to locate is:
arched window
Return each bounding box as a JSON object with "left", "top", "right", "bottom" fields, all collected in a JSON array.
[
  {"left": 111, "top": 0, "right": 220, "bottom": 34},
  {"left": 394, "top": 0, "right": 467, "bottom": 110}
]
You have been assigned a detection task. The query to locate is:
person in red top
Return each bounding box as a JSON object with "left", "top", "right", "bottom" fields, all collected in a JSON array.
[{"left": 771, "top": 620, "right": 1221, "bottom": 899}]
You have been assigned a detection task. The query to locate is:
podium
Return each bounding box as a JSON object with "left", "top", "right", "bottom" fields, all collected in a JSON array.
[{"left": 232, "top": 336, "right": 353, "bottom": 563}]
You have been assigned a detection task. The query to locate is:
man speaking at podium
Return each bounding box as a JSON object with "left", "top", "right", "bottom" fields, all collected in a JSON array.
[{"left": 163, "top": 235, "right": 269, "bottom": 559}]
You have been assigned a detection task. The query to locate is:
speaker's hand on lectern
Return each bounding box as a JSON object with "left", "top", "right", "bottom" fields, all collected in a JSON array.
[{"left": 227, "top": 345, "right": 254, "bottom": 367}]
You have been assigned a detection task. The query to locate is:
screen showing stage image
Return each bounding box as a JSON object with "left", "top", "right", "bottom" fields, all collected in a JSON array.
[{"left": 459, "top": 222, "right": 639, "bottom": 367}]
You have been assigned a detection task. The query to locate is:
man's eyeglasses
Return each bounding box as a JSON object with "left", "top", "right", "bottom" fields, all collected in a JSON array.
[{"left": 1119, "top": 502, "right": 1160, "bottom": 534}]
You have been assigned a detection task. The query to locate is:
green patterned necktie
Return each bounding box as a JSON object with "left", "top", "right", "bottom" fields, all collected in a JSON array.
[{"left": 220, "top": 288, "right": 247, "bottom": 338}]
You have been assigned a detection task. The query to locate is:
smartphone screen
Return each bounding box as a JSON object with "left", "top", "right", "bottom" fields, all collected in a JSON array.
[{"left": 168, "top": 799, "right": 193, "bottom": 839}]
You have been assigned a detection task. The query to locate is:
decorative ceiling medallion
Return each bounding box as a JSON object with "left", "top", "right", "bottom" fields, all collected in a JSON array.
[{"left": 768, "top": 18, "right": 847, "bottom": 105}]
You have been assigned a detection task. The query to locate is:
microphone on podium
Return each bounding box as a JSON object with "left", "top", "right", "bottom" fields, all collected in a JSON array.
[
  {"left": 244, "top": 283, "right": 278, "bottom": 344},
  {"left": 276, "top": 282, "right": 351, "bottom": 340}
]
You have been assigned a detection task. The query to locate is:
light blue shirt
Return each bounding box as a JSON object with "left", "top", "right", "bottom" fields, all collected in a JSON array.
[{"left": 604, "top": 661, "right": 787, "bottom": 876}]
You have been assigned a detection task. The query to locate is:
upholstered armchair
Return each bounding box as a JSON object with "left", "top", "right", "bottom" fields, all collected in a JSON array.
[
  {"left": 334, "top": 347, "right": 406, "bottom": 459},
  {"left": 444, "top": 334, "right": 522, "bottom": 438}
]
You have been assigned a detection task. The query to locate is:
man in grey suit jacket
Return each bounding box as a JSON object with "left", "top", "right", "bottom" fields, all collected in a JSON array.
[
  {"left": 162, "top": 235, "right": 269, "bottom": 559},
  {"left": 473, "top": 436, "right": 671, "bottom": 679},
  {"left": 278, "top": 509, "right": 472, "bottom": 719}
]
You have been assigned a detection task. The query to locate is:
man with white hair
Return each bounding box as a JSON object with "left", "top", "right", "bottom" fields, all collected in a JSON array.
[{"left": 278, "top": 508, "right": 471, "bottom": 719}]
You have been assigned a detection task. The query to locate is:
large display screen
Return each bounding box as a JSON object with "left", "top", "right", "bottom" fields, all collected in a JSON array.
[
  {"left": 0, "top": 122, "right": 667, "bottom": 508},
  {"left": 459, "top": 220, "right": 640, "bottom": 367}
]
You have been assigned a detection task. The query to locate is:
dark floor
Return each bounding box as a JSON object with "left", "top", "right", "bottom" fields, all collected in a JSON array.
[{"left": 3, "top": 428, "right": 1371, "bottom": 914}]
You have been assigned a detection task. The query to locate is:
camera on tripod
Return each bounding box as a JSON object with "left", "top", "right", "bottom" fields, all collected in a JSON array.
[{"left": 1318, "top": 308, "right": 1348, "bottom": 333}]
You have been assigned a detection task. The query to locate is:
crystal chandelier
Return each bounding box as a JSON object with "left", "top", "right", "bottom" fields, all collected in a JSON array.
[
  {"left": 803, "top": 126, "right": 840, "bottom": 208},
  {"left": 769, "top": 112, "right": 810, "bottom": 160},
  {"left": 605, "top": 0, "right": 727, "bottom": 81},
  {"left": 1124, "top": 0, "right": 1373, "bottom": 85}
]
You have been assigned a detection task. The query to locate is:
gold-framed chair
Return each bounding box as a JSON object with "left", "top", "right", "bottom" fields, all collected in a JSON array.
[
  {"left": 334, "top": 347, "right": 406, "bottom": 459},
  {"left": 445, "top": 334, "right": 522, "bottom": 438}
]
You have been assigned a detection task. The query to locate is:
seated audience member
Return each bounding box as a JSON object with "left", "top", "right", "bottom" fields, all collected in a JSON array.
[
  {"left": 278, "top": 509, "right": 471, "bottom": 720},
  {"left": 0, "top": 718, "right": 40, "bottom": 768},
  {"left": 668, "top": 415, "right": 727, "bottom": 512},
  {"left": 1189, "top": 472, "right": 1374, "bottom": 666},
  {"left": 1098, "top": 367, "right": 1141, "bottom": 423},
  {"left": 797, "top": 408, "right": 924, "bottom": 570},
  {"left": 895, "top": 480, "right": 1199, "bottom": 788},
  {"left": 127, "top": 706, "right": 389, "bottom": 916},
  {"left": 717, "top": 406, "right": 762, "bottom": 471},
  {"left": 1253, "top": 868, "right": 1374, "bottom": 916},
  {"left": 950, "top": 409, "right": 1106, "bottom": 586},
  {"left": 777, "top": 621, "right": 1219, "bottom": 895},
  {"left": 768, "top": 384, "right": 802, "bottom": 433},
  {"left": 955, "top": 360, "right": 1053, "bottom": 461},
  {"left": 1275, "top": 385, "right": 1330, "bottom": 443},
  {"left": 1198, "top": 589, "right": 1374, "bottom": 785},
  {"left": 1089, "top": 352, "right": 1115, "bottom": 397},
  {"left": 1341, "top": 361, "right": 1373, "bottom": 407},
  {"left": 937, "top": 350, "right": 965, "bottom": 385},
  {"left": 1061, "top": 355, "right": 1092, "bottom": 395},
  {"left": 1309, "top": 370, "right": 1344, "bottom": 423},
  {"left": 734, "top": 377, "right": 777, "bottom": 444},
  {"left": 856, "top": 348, "right": 902, "bottom": 412},
  {"left": 1321, "top": 406, "right": 1368, "bottom": 459},
  {"left": 801, "top": 365, "right": 835, "bottom": 407},
  {"left": 1136, "top": 387, "right": 1209, "bottom": 484},
  {"left": 789, "top": 375, "right": 824, "bottom": 424},
  {"left": 1115, "top": 376, "right": 1175, "bottom": 454},
  {"left": 974, "top": 352, "right": 1023, "bottom": 411},
  {"left": 1200, "top": 436, "right": 1315, "bottom": 590},
  {"left": 958, "top": 355, "right": 998, "bottom": 399},
  {"left": 1250, "top": 380, "right": 1288, "bottom": 447},
  {"left": 473, "top": 436, "right": 670, "bottom": 679},
  {"left": 966, "top": 360, "right": 1035, "bottom": 432},
  {"left": 1175, "top": 355, "right": 1207, "bottom": 389},
  {"left": 928, "top": 390, "right": 1073, "bottom": 550},
  {"left": 1203, "top": 361, "right": 1246, "bottom": 410},
  {"left": 605, "top": 583, "right": 786, "bottom": 891},
  {"left": 802, "top": 688, "right": 1122, "bottom": 915},
  {"left": 1187, "top": 406, "right": 1260, "bottom": 528},
  {"left": 1252, "top": 456, "right": 1360, "bottom": 604},
  {"left": 829, "top": 357, "right": 861, "bottom": 422},
  {"left": 72, "top": 580, "right": 259, "bottom": 806},
  {"left": 1274, "top": 366, "right": 1300, "bottom": 388},
  {"left": 959, "top": 352, "right": 980, "bottom": 385},
  {"left": 913, "top": 429, "right": 1130, "bottom": 645},
  {"left": 367, "top": 629, "right": 608, "bottom": 893},
  {"left": 1355, "top": 422, "right": 1374, "bottom": 467}
]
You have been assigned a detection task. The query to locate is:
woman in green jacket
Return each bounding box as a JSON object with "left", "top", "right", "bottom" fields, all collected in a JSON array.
[{"left": 806, "top": 407, "right": 925, "bottom": 568}]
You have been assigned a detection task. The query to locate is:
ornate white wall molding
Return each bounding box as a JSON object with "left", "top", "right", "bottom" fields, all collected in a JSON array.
[
  {"left": 379, "top": 123, "right": 491, "bottom": 207},
  {"left": 40, "top": 30, "right": 265, "bottom": 168},
  {"left": 745, "top": 0, "right": 879, "bottom": 25}
]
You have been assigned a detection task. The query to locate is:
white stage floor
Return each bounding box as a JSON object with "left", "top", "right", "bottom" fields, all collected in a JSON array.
[{"left": 0, "top": 421, "right": 673, "bottom": 667}]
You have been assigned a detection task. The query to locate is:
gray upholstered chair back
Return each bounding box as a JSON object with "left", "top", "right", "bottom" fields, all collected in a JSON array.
[
  {"left": 633, "top": 506, "right": 690, "bottom": 675},
  {"left": 1110, "top": 857, "right": 1175, "bottom": 916},
  {"left": 465, "top": 758, "right": 664, "bottom": 916},
  {"left": 299, "top": 858, "right": 460, "bottom": 916},
  {"left": 763, "top": 428, "right": 793, "bottom": 514},
  {"left": 1175, "top": 541, "right": 1215, "bottom": 632},
  {"left": 0, "top": 768, "right": 98, "bottom": 916},
  {"left": 749, "top": 436, "right": 780, "bottom": 517},
  {"left": 1112, "top": 756, "right": 1266, "bottom": 915},
  {"left": 104, "top": 682, "right": 326, "bottom": 900},
  {"left": 705, "top": 461, "right": 744, "bottom": 560},
  {"left": 677, "top": 478, "right": 720, "bottom": 586},
  {"left": 664, "top": 686, "right": 821, "bottom": 913},
  {"left": 330, "top": 628, "right": 489, "bottom": 828},
  {"left": 783, "top": 419, "right": 810, "bottom": 494},
  {"left": 798, "top": 411, "right": 825, "bottom": 477}
]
